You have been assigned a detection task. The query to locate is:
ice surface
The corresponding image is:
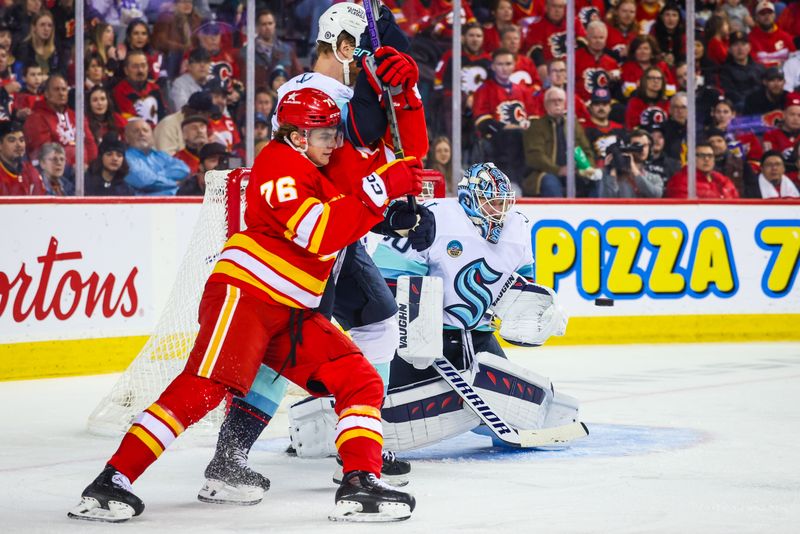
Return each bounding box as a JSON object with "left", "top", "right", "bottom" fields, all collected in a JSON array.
[{"left": 1, "top": 343, "right": 799, "bottom": 533}]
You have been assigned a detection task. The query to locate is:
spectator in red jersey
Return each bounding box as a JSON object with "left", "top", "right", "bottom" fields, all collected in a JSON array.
[
  {"left": 86, "top": 85, "right": 126, "bottom": 143},
  {"left": 500, "top": 25, "right": 542, "bottom": 92},
  {"left": 507, "top": 0, "right": 543, "bottom": 25},
  {"left": 621, "top": 35, "right": 676, "bottom": 98},
  {"left": 13, "top": 10, "right": 65, "bottom": 77},
  {"left": 762, "top": 93, "right": 800, "bottom": 169},
  {"left": 744, "top": 66, "right": 789, "bottom": 116},
  {"left": 425, "top": 0, "right": 477, "bottom": 41},
  {"left": 433, "top": 23, "right": 491, "bottom": 137},
  {"left": 383, "top": 0, "right": 430, "bottom": 35},
  {"left": 636, "top": 0, "right": 661, "bottom": 33},
  {"left": 205, "top": 78, "right": 241, "bottom": 155},
  {"left": 755, "top": 150, "right": 800, "bottom": 197},
  {"left": 662, "top": 92, "right": 689, "bottom": 160},
  {"left": 482, "top": 0, "right": 515, "bottom": 53},
  {"left": 473, "top": 48, "right": 538, "bottom": 185},
  {"left": 665, "top": 141, "right": 740, "bottom": 199},
  {"left": 245, "top": 9, "right": 303, "bottom": 89},
  {"left": 118, "top": 19, "right": 166, "bottom": 84},
  {"left": 651, "top": 1, "right": 685, "bottom": 67},
  {"left": 576, "top": 0, "right": 605, "bottom": 30},
  {"left": 152, "top": 0, "right": 202, "bottom": 77},
  {"left": 749, "top": 1, "right": 796, "bottom": 68},
  {"left": 523, "top": 0, "right": 585, "bottom": 83},
  {"left": 777, "top": 0, "right": 800, "bottom": 48},
  {"left": 112, "top": 49, "right": 168, "bottom": 125},
  {"left": 0, "top": 120, "right": 45, "bottom": 196},
  {"left": 190, "top": 21, "right": 242, "bottom": 104},
  {"left": 575, "top": 20, "right": 619, "bottom": 104},
  {"left": 85, "top": 135, "right": 133, "bottom": 196},
  {"left": 177, "top": 141, "right": 228, "bottom": 196},
  {"left": 12, "top": 63, "right": 43, "bottom": 121},
  {"left": 625, "top": 66, "right": 671, "bottom": 129},
  {"left": 605, "top": 0, "right": 639, "bottom": 61},
  {"left": 706, "top": 127, "right": 758, "bottom": 198},
  {"left": 523, "top": 86, "right": 597, "bottom": 197},
  {"left": 23, "top": 74, "right": 97, "bottom": 168},
  {"left": 704, "top": 14, "right": 730, "bottom": 66},
  {"left": 37, "top": 142, "right": 73, "bottom": 196},
  {"left": 711, "top": 98, "right": 764, "bottom": 170},
  {"left": 721, "top": 31, "right": 767, "bottom": 112},
  {"left": 173, "top": 114, "right": 209, "bottom": 176},
  {"left": 584, "top": 87, "right": 626, "bottom": 166}
]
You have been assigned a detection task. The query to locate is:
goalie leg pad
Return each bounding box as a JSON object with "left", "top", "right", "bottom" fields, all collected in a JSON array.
[
  {"left": 395, "top": 275, "right": 444, "bottom": 370},
  {"left": 472, "top": 352, "right": 579, "bottom": 431},
  {"left": 288, "top": 397, "right": 339, "bottom": 458}
]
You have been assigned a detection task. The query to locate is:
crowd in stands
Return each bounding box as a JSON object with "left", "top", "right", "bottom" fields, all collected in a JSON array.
[{"left": 0, "top": 0, "right": 799, "bottom": 200}]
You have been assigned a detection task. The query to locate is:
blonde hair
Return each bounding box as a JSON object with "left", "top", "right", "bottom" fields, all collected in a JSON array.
[{"left": 26, "top": 10, "right": 56, "bottom": 62}]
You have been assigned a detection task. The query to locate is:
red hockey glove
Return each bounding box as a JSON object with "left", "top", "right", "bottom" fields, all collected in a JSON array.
[
  {"left": 375, "top": 46, "right": 419, "bottom": 91},
  {"left": 358, "top": 156, "right": 423, "bottom": 212}
]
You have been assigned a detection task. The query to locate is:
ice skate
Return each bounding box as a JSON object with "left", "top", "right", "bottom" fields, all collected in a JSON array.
[
  {"left": 329, "top": 470, "right": 415, "bottom": 522},
  {"left": 332, "top": 450, "right": 411, "bottom": 487},
  {"left": 198, "top": 447, "right": 270, "bottom": 505},
  {"left": 67, "top": 465, "right": 144, "bottom": 523}
]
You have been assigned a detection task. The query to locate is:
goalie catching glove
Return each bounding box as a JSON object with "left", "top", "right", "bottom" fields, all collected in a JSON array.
[
  {"left": 359, "top": 156, "right": 423, "bottom": 213},
  {"left": 491, "top": 275, "right": 568, "bottom": 347}
]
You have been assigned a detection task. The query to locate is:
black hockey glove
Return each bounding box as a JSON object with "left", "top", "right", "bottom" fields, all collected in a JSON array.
[{"left": 406, "top": 205, "right": 435, "bottom": 251}]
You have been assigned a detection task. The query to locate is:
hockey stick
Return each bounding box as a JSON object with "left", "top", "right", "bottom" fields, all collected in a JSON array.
[
  {"left": 362, "top": 0, "right": 417, "bottom": 211},
  {"left": 432, "top": 357, "right": 589, "bottom": 448}
]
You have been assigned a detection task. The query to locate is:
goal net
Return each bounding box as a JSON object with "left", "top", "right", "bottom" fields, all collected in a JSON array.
[{"left": 87, "top": 169, "right": 248, "bottom": 436}]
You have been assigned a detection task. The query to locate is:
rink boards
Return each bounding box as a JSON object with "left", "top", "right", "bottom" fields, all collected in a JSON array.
[{"left": 1, "top": 197, "right": 798, "bottom": 380}]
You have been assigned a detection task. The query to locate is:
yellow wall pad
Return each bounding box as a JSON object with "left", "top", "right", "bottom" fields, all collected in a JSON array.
[
  {"left": 2, "top": 314, "right": 799, "bottom": 381},
  {"left": 0, "top": 336, "right": 148, "bottom": 381},
  {"left": 505, "top": 314, "right": 800, "bottom": 347}
]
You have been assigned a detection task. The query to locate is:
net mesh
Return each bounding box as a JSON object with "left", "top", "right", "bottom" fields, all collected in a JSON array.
[{"left": 86, "top": 170, "right": 247, "bottom": 436}]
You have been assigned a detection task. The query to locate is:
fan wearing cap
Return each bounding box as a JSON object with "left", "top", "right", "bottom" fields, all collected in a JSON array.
[
  {"left": 0, "top": 120, "right": 45, "bottom": 196},
  {"left": 720, "top": 31, "right": 767, "bottom": 111},
  {"left": 67, "top": 87, "right": 422, "bottom": 523},
  {"left": 154, "top": 90, "right": 216, "bottom": 156},
  {"left": 254, "top": 112, "right": 270, "bottom": 143},
  {"left": 750, "top": 1, "right": 796, "bottom": 68},
  {"left": 85, "top": 135, "right": 133, "bottom": 196},
  {"left": 174, "top": 114, "right": 209, "bottom": 175},
  {"left": 584, "top": 87, "right": 626, "bottom": 165},
  {"left": 169, "top": 48, "right": 211, "bottom": 111},
  {"left": 744, "top": 65, "right": 789, "bottom": 116},
  {"left": 705, "top": 126, "right": 759, "bottom": 198},
  {"left": 205, "top": 78, "right": 242, "bottom": 155},
  {"left": 186, "top": 20, "right": 242, "bottom": 99},
  {"left": 177, "top": 142, "right": 228, "bottom": 196},
  {"left": 762, "top": 93, "right": 800, "bottom": 171}
]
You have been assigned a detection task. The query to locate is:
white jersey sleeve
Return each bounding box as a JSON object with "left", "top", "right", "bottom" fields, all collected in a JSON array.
[{"left": 272, "top": 72, "right": 354, "bottom": 133}]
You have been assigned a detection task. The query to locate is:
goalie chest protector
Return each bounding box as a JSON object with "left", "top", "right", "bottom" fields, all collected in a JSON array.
[{"left": 381, "top": 198, "right": 534, "bottom": 330}]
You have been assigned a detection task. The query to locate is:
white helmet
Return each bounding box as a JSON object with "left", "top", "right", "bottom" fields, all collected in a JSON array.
[{"left": 317, "top": 3, "right": 367, "bottom": 47}]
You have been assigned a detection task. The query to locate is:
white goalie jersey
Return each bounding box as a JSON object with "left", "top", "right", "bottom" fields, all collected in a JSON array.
[{"left": 373, "top": 198, "right": 535, "bottom": 331}]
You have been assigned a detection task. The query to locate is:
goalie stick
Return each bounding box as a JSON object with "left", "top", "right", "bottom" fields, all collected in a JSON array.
[{"left": 432, "top": 357, "right": 589, "bottom": 448}]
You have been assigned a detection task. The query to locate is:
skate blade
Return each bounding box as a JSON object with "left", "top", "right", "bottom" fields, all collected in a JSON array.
[
  {"left": 332, "top": 467, "right": 409, "bottom": 487},
  {"left": 67, "top": 497, "right": 134, "bottom": 523},
  {"left": 197, "top": 479, "right": 266, "bottom": 506},
  {"left": 328, "top": 500, "right": 412, "bottom": 522}
]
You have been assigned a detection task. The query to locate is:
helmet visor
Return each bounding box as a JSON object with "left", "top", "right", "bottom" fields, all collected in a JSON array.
[{"left": 305, "top": 127, "right": 344, "bottom": 149}]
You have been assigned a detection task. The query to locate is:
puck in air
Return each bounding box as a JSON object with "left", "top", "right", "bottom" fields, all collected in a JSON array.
[{"left": 594, "top": 298, "right": 615, "bottom": 307}]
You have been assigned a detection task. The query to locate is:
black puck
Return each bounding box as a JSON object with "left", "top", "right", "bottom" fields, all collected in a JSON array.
[{"left": 594, "top": 298, "right": 615, "bottom": 307}]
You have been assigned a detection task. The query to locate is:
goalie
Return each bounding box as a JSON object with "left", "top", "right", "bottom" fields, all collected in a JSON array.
[{"left": 288, "top": 162, "right": 581, "bottom": 456}]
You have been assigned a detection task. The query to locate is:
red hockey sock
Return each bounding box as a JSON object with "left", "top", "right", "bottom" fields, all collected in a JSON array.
[
  {"left": 336, "top": 405, "right": 384, "bottom": 475},
  {"left": 108, "top": 372, "right": 228, "bottom": 482}
]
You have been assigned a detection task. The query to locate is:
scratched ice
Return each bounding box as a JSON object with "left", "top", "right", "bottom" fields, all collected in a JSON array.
[{"left": 1, "top": 342, "right": 798, "bottom": 533}]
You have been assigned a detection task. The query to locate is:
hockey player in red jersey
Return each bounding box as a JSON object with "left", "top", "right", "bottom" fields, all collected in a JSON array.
[{"left": 68, "top": 88, "right": 423, "bottom": 524}]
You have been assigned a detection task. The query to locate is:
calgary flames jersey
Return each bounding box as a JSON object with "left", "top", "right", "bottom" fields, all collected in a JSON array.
[{"left": 208, "top": 141, "right": 384, "bottom": 309}]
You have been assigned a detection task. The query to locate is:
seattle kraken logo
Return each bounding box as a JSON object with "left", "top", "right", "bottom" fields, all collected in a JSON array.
[{"left": 446, "top": 259, "right": 503, "bottom": 330}]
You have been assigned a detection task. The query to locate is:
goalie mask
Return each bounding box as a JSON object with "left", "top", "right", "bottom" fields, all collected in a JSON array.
[{"left": 457, "top": 162, "right": 516, "bottom": 244}]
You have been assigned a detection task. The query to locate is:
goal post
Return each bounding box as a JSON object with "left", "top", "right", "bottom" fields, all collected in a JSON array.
[{"left": 87, "top": 169, "right": 249, "bottom": 436}]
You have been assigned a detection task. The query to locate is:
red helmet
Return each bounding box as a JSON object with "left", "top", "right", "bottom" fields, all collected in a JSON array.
[{"left": 277, "top": 88, "right": 341, "bottom": 130}]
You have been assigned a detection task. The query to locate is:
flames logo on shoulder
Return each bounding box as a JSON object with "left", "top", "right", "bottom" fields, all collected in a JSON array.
[
  {"left": 640, "top": 107, "right": 668, "bottom": 128},
  {"left": 461, "top": 65, "right": 489, "bottom": 94},
  {"left": 582, "top": 68, "right": 609, "bottom": 95},
  {"left": 445, "top": 259, "right": 503, "bottom": 330},
  {"left": 549, "top": 32, "right": 567, "bottom": 58}
]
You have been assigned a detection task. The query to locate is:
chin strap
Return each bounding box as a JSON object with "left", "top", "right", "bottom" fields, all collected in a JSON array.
[{"left": 333, "top": 48, "right": 352, "bottom": 86}]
